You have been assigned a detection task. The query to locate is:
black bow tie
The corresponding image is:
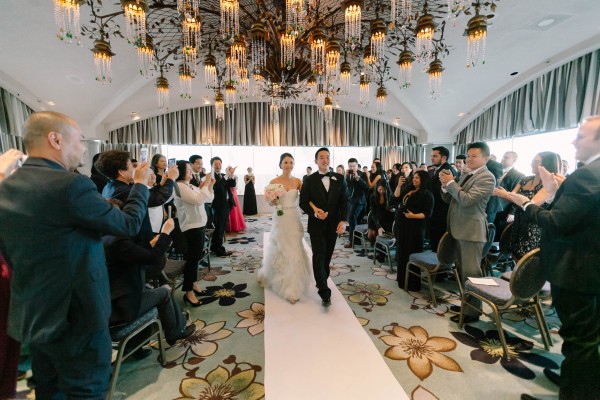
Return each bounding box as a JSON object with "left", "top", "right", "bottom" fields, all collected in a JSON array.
[{"left": 319, "top": 172, "right": 331, "bottom": 178}]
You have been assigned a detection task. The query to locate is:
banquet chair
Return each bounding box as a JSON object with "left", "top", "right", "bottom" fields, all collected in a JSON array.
[
  {"left": 108, "top": 307, "right": 166, "bottom": 400},
  {"left": 373, "top": 221, "right": 396, "bottom": 272},
  {"left": 459, "top": 248, "right": 553, "bottom": 361},
  {"left": 405, "top": 232, "right": 458, "bottom": 306},
  {"left": 352, "top": 211, "right": 372, "bottom": 254}
]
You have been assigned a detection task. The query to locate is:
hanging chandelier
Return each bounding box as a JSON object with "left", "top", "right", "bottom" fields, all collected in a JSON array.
[
  {"left": 323, "top": 96, "right": 333, "bottom": 123},
  {"left": 54, "top": 0, "right": 82, "bottom": 45},
  {"left": 466, "top": 6, "right": 488, "bottom": 67},
  {"left": 427, "top": 57, "right": 444, "bottom": 99},
  {"left": 156, "top": 74, "right": 169, "bottom": 110},
  {"left": 65, "top": 0, "right": 501, "bottom": 114},
  {"left": 214, "top": 91, "right": 225, "bottom": 121},
  {"left": 376, "top": 85, "right": 387, "bottom": 115}
]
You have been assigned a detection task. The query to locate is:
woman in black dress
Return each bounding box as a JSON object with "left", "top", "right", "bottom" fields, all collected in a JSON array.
[
  {"left": 367, "top": 180, "right": 394, "bottom": 246},
  {"left": 393, "top": 170, "right": 434, "bottom": 290},
  {"left": 243, "top": 167, "right": 258, "bottom": 215},
  {"left": 150, "top": 153, "right": 167, "bottom": 184}
]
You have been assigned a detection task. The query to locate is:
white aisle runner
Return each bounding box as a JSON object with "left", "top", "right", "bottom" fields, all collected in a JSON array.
[{"left": 263, "top": 232, "right": 409, "bottom": 400}]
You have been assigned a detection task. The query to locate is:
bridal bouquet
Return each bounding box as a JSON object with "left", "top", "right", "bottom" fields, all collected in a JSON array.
[{"left": 264, "top": 183, "right": 286, "bottom": 216}]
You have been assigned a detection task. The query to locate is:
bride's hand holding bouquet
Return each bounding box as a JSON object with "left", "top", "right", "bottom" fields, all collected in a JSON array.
[{"left": 265, "top": 183, "right": 286, "bottom": 216}]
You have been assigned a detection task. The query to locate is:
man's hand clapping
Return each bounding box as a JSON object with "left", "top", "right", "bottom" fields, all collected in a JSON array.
[{"left": 438, "top": 169, "right": 454, "bottom": 186}]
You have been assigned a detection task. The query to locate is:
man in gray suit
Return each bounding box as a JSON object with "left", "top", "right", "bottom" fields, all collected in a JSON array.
[
  {"left": 440, "top": 142, "right": 495, "bottom": 323},
  {"left": 509, "top": 116, "right": 600, "bottom": 400},
  {"left": 0, "top": 112, "right": 150, "bottom": 398}
]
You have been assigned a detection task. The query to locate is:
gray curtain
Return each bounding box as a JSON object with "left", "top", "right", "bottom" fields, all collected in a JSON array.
[
  {"left": 0, "top": 87, "right": 34, "bottom": 152},
  {"left": 109, "top": 102, "right": 415, "bottom": 147},
  {"left": 455, "top": 49, "right": 600, "bottom": 153},
  {"left": 375, "top": 144, "right": 423, "bottom": 167}
]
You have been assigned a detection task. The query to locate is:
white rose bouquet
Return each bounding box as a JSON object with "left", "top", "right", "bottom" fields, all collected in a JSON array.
[{"left": 264, "top": 183, "right": 286, "bottom": 216}]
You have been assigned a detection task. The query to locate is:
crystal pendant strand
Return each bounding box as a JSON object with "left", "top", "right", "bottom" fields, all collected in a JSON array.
[
  {"left": 466, "top": 8, "right": 487, "bottom": 67},
  {"left": 238, "top": 67, "right": 249, "bottom": 98},
  {"left": 370, "top": 19, "right": 386, "bottom": 62},
  {"left": 397, "top": 49, "right": 414, "bottom": 89},
  {"left": 92, "top": 38, "right": 114, "bottom": 84},
  {"left": 326, "top": 40, "right": 341, "bottom": 83},
  {"left": 428, "top": 58, "right": 443, "bottom": 99},
  {"left": 204, "top": 53, "right": 217, "bottom": 88},
  {"left": 156, "top": 75, "right": 169, "bottom": 110},
  {"left": 323, "top": 96, "right": 333, "bottom": 123},
  {"left": 136, "top": 36, "right": 154, "bottom": 77},
  {"left": 252, "top": 73, "right": 264, "bottom": 97},
  {"left": 179, "top": 64, "right": 192, "bottom": 99},
  {"left": 310, "top": 29, "right": 327, "bottom": 76},
  {"left": 53, "top": 0, "right": 82, "bottom": 45},
  {"left": 214, "top": 92, "right": 225, "bottom": 121},
  {"left": 281, "top": 33, "right": 296, "bottom": 70},
  {"left": 249, "top": 22, "right": 267, "bottom": 74},
  {"left": 359, "top": 74, "right": 370, "bottom": 106},
  {"left": 339, "top": 61, "right": 351, "bottom": 96},
  {"left": 286, "top": 0, "right": 304, "bottom": 37},
  {"left": 177, "top": 0, "right": 199, "bottom": 14},
  {"left": 376, "top": 85, "right": 387, "bottom": 115},
  {"left": 225, "top": 82, "right": 237, "bottom": 108},
  {"left": 415, "top": 5, "right": 435, "bottom": 64}
]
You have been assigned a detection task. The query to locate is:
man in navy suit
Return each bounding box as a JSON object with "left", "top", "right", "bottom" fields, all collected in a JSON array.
[
  {"left": 0, "top": 112, "right": 150, "bottom": 398},
  {"left": 510, "top": 116, "right": 600, "bottom": 400},
  {"left": 300, "top": 148, "right": 348, "bottom": 307}
]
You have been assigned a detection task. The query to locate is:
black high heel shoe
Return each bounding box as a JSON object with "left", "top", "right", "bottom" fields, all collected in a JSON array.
[{"left": 183, "top": 293, "right": 202, "bottom": 307}]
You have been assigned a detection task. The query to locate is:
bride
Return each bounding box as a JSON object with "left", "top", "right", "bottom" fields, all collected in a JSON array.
[{"left": 258, "top": 153, "right": 311, "bottom": 304}]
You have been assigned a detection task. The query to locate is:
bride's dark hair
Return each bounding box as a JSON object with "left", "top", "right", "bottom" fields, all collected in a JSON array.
[{"left": 279, "top": 152, "right": 294, "bottom": 168}]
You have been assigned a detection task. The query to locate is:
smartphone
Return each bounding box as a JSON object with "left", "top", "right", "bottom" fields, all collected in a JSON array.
[
  {"left": 140, "top": 148, "right": 148, "bottom": 163},
  {"left": 168, "top": 158, "right": 176, "bottom": 168},
  {"left": 167, "top": 205, "right": 172, "bottom": 219}
]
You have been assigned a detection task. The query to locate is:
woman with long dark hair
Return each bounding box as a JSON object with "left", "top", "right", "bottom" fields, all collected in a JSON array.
[
  {"left": 367, "top": 180, "right": 394, "bottom": 248},
  {"left": 393, "top": 170, "right": 434, "bottom": 290},
  {"left": 494, "top": 151, "right": 561, "bottom": 259},
  {"left": 243, "top": 167, "right": 258, "bottom": 215},
  {"left": 150, "top": 154, "right": 168, "bottom": 184},
  {"left": 173, "top": 160, "right": 215, "bottom": 306}
]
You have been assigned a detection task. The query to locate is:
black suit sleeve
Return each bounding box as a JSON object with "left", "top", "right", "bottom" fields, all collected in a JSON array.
[
  {"left": 111, "top": 234, "right": 172, "bottom": 268},
  {"left": 422, "top": 191, "right": 434, "bottom": 218},
  {"left": 148, "top": 178, "right": 174, "bottom": 207},
  {"left": 299, "top": 176, "right": 314, "bottom": 215}
]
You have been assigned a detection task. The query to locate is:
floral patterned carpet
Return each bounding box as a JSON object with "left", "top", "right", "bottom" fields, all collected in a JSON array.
[{"left": 42, "top": 215, "right": 566, "bottom": 399}]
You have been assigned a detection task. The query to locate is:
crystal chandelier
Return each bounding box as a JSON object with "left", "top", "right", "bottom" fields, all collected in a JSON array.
[
  {"left": 214, "top": 92, "right": 225, "bottom": 121},
  {"left": 323, "top": 96, "right": 333, "bottom": 123},
  {"left": 53, "top": 0, "right": 82, "bottom": 45},
  {"left": 182, "top": 13, "right": 201, "bottom": 76},
  {"left": 156, "top": 74, "right": 169, "bottom": 110},
  {"left": 136, "top": 35, "right": 154, "bottom": 77},
  {"left": 466, "top": 7, "right": 487, "bottom": 68},
  {"left": 359, "top": 74, "right": 370, "bottom": 106},
  {"left": 204, "top": 53, "right": 217, "bottom": 89},
  {"left": 177, "top": 0, "right": 199, "bottom": 14},
  {"left": 370, "top": 18, "right": 387, "bottom": 62},
  {"left": 92, "top": 38, "right": 114, "bottom": 84},
  {"left": 225, "top": 81, "right": 237, "bottom": 107},
  {"left": 397, "top": 48, "right": 414, "bottom": 89},
  {"left": 363, "top": 45, "right": 376, "bottom": 82},
  {"left": 121, "top": 0, "right": 148, "bottom": 46},
  {"left": 427, "top": 57, "right": 444, "bottom": 99},
  {"left": 286, "top": 0, "right": 304, "bottom": 37},
  {"left": 376, "top": 85, "right": 387, "bottom": 115},
  {"left": 231, "top": 36, "right": 247, "bottom": 70},
  {"left": 179, "top": 64, "right": 192, "bottom": 99},
  {"left": 238, "top": 67, "right": 249, "bottom": 97},
  {"left": 343, "top": 0, "right": 362, "bottom": 51},
  {"left": 326, "top": 40, "right": 341, "bottom": 81},
  {"left": 252, "top": 73, "right": 264, "bottom": 97},
  {"left": 415, "top": 4, "right": 436, "bottom": 64},
  {"left": 310, "top": 28, "right": 327, "bottom": 76},
  {"left": 220, "top": 0, "right": 239, "bottom": 40},
  {"left": 281, "top": 33, "right": 296, "bottom": 70},
  {"left": 391, "top": 0, "right": 412, "bottom": 27},
  {"left": 339, "top": 61, "right": 351, "bottom": 96},
  {"left": 249, "top": 22, "right": 267, "bottom": 74}
]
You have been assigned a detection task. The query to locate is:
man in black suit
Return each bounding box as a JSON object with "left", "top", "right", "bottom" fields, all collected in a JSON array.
[
  {"left": 494, "top": 151, "right": 526, "bottom": 236},
  {"left": 189, "top": 154, "right": 205, "bottom": 187},
  {"left": 455, "top": 154, "right": 466, "bottom": 181},
  {"left": 429, "top": 146, "right": 457, "bottom": 251},
  {"left": 210, "top": 156, "right": 236, "bottom": 257},
  {"left": 0, "top": 111, "right": 150, "bottom": 398},
  {"left": 300, "top": 148, "right": 348, "bottom": 307},
  {"left": 510, "top": 116, "right": 600, "bottom": 400},
  {"left": 343, "top": 157, "right": 368, "bottom": 248}
]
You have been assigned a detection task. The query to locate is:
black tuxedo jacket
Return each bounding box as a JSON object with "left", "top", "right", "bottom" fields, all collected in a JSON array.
[
  {"left": 525, "top": 158, "right": 600, "bottom": 294},
  {"left": 103, "top": 233, "right": 171, "bottom": 325},
  {"left": 0, "top": 158, "right": 148, "bottom": 344},
  {"left": 299, "top": 172, "right": 348, "bottom": 235},
  {"left": 430, "top": 162, "right": 457, "bottom": 220},
  {"left": 212, "top": 173, "right": 236, "bottom": 210},
  {"left": 346, "top": 170, "right": 369, "bottom": 205}
]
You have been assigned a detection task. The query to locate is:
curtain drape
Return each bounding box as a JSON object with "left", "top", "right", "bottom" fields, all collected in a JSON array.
[
  {"left": 109, "top": 103, "right": 416, "bottom": 148},
  {"left": 374, "top": 144, "right": 424, "bottom": 167},
  {"left": 455, "top": 49, "right": 600, "bottom": 153},
  {"left": 0, "top": 87, "right": 34, "bottom": 152}
]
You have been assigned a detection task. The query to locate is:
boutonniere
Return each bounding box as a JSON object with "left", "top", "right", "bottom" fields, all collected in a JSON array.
[{"left": 331, "top": 176, "right": 337, "bottom": 181}]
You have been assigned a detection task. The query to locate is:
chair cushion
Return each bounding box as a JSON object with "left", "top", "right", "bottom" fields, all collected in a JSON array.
[
  {"left": 465, "top": 277, "right": 512, "bottom": 305},
  {"left": 110, "top": 308, "right": 158, "bottom": 342},
  {"left": 375, "top": 236, "right": 395, "bottom": 247},
  {"left": 354, "top": 224, "right": 368, "bottom": 234},
  {"left": 409, "top": 252, "right": 452, "bottom": 272},
  {"left": 502, "top": 271, "right": 551, "bottom": 297}
]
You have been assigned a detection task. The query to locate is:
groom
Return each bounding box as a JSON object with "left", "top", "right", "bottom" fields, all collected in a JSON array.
[{"left": 300, "top": 147, "right": 348, "bottom": 307}]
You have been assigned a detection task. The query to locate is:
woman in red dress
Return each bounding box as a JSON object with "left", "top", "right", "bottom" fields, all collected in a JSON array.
[{"left": 226, "top": 167, "right": 246, "bottom": 233}]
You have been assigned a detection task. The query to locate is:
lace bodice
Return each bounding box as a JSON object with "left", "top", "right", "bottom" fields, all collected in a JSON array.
[{"left": 279, "top": 189, "right": 299, "bottom": 209}]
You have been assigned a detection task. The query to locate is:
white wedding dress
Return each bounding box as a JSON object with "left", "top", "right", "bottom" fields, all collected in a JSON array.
[{"left": 258, "top": 189, "right": 311, "bottom": 302}]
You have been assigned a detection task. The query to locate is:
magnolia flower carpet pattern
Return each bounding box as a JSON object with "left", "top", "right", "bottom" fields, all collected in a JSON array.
[{"left": 91, "top": 216, "right": 563, "bottom": 399}]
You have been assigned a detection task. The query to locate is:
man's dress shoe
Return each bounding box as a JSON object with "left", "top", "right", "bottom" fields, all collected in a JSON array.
[
  {"left": 322, "top": 298, "right": 331, "bottom": 308},
  {"left": 450, "top": 314, "right": 479, "bottom": 323}
]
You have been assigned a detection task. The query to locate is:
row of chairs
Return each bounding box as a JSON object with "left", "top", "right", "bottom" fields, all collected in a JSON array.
[{"left": 355, "top": 219, "right": 552, "bottom": 361}]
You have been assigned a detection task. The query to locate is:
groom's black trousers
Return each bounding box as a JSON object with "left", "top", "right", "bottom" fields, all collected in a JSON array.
[{"left": 310, "top": 231, "right": 338, "bottom": 300}]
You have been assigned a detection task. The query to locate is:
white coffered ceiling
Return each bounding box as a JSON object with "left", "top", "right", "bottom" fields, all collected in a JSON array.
[{"left": 1, "top": 0, "right": 599, "bottom": 144}]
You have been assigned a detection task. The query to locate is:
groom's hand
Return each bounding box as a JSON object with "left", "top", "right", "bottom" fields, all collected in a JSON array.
[{"left": 336, "top": 221, "right": 347, "bottom": 235}]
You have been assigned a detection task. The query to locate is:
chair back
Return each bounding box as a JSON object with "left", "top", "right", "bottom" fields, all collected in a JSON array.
[
  {"left": 510, "top": 248, "right": 545, "bottom": 300},
  {"left": 437, "top": 232, "right": 457, "bottom": 265},
  {"left": 481, "top": 223, "right": 496, "bottom": 258},
  {"left": 498, "top": 222, "right": 513, "bottom": 254}
]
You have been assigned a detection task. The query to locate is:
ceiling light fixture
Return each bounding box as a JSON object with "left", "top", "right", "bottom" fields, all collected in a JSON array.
[{"left": 53, "top": 0, "right": 82, "bottom": 45}]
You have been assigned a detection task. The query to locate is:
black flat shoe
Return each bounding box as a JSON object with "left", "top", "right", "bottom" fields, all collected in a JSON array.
[
  {"left": 449, "top": 305, "right": 462, "bottom": 313},
  {"left": 322, "top": 298, "right": 331, "bottom": 308},
  {"left": 131, "top": 347, "right": 152, "bottom": 360},
  {"left": 167, "top": 324, "right": 197, "bottom": 346},
  {"left": 450, "top": 314, "right": 479, "bottom": 324},
  {"left": 183, "top": 294, "right": 202, "bottom": 307}
]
